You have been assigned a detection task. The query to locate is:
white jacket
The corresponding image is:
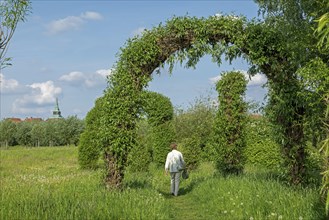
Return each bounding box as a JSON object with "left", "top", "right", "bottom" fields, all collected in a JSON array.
[{"left": 165, "top": 149, "right": 185, "bottom": 173}]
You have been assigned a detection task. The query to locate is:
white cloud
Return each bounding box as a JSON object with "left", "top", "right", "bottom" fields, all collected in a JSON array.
[
  {"left": 81, "top": 11, "right": 103, "bottom": 20},
  {"left": 46, "top": 11, "right": 102, "bottom": 35},
  {"left": 46, "top": 16, "right": 84, "bottom": 35},
  {"left": 59, "top": 71, "right": 85, "bottom": 83},
  {"left": 247, "top": 73, "right": 267, "bottom": 86},
  {"left": 0, "top": 74, "right": 27, "bottom": 94},
  {"left": 59, "top": 69, "right": 113, "bottom": 88},
  {"left": 209, "top": 75, "right": 221, "bottom": 84},
  {"left": 209, "top": 70, "right": 267, "bottom": 87},
  {"left": 0, "top": 74, "right": 19, "bottom": 93},
  {"left": 29, "top": 81, "right": 62, "bottom": 104},
  {"left": 12, "top": 81, "right": 62, "bottom": 114},
  {"left": 132, "top": 27, "right": 146, "bottom": 36}
]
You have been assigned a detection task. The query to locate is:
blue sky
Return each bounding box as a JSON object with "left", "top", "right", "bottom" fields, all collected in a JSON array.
[{"left": 0, "top": 0, "right": 267, "bottom": 120}]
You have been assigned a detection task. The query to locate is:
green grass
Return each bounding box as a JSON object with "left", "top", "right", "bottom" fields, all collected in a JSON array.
[{"left": 0, "top": 147, "right": 326, "bottom": 220}]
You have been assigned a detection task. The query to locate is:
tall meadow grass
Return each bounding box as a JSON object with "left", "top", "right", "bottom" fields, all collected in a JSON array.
[
  {"left": 0, "top": 147, "right": 170, "bottom": 220},
  {"left": 0, "top": 147, "right": 326, "bottom": 220}
]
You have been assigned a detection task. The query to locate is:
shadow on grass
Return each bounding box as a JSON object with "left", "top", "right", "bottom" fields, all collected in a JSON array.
[
  {"left": 123, "top": 179, "right": 152, "bottom": 189},
  {"left": 157, "top": 173, "right": 210, "bottom": 198}
]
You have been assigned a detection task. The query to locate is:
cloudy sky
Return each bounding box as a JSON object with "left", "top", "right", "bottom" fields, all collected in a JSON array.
[{"left": 1, "top": 0, "right": 267, "bottom": 120}]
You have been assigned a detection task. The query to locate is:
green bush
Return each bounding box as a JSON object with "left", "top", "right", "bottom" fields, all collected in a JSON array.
[
  {"left": 213, "top": 71, "right": 247, "bottom": 175},
  {"left": 180, "top": 137, "right": 202, "bottom": 170},
  {"left": 127, "top": 120, "right": 152, "bottom": 172},
  {"left": 150, "top": 122, "right": 175, "bottom": 166},
  {"left": 140, "top": 91, "right": 175, "bottom": 167},
  {"left": 244, "top": 116, "right": 282, "bottom": 170},
  {"left": 78, "top": 97, "right": 104, "bottom": 169},
  {"left": 244, "top": 139, "right": 282, "bottom": 169}
]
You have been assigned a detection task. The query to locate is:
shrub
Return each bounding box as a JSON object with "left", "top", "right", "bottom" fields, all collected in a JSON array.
[
  {"left": 78, "top": 97, "right": 104, "bottom": 169},
  {"left": 127, "top": 120, "right": 153, "bottom": 172},
  {"left": 213, "top": 71, "right": 247, "bottom": 175},
  {"left": 180, "top": 137, "right": 202, "bottom": 170},
  {"left": 244, "top": 116, "right": 282, "bottom": 170}
]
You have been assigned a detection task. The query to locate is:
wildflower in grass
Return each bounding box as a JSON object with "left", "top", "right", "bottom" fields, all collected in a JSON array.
[
  {"left": 223, "top": 210, "right": 227, "bottom": 214},
  {"left": 240, "top": 202, "right": 243, "bottom": 206},
  {"left": 278, "top": 215, "right": 282, "bottom": 219}
]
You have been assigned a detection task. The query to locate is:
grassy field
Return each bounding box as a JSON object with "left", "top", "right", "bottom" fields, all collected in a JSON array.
[{"left": 0, "top": 146, "right": 326, "bottom": 220}]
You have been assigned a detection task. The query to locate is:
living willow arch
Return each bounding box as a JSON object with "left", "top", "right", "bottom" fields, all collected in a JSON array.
[
  {"left": 127, "top": 91, "right": 175, "bottom": 172},
  {"left": 94, "top": 15, "right": 306, "bottom": 188},
  {"left": 140, "top": 91, "right": 175, "bottom": 165}
]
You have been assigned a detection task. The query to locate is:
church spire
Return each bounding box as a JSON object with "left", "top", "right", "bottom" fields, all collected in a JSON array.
[{"left": 51, "top": 97, "right": 63, "bottom": 118}]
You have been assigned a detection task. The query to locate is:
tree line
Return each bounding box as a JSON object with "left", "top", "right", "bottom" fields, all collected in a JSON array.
[{"left": 0, "top": 116, "right": 85, "bottom": 147}]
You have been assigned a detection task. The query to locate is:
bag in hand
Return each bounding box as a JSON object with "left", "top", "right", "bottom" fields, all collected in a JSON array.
[{"left": 182, "top": 169, "right": 189, "bottom": 179}]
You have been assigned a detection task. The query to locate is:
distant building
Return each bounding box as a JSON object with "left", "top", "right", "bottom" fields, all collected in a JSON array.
[
  {"left": 24, "top": 117, "right": 43, "bottom": 122},
  {"left": 5, "top": 117, "right": 43, "bottom": 122},
  {"left": 6, "top": 118, "right": 22, "bottom": 123},
  {"left": 3, "top": 98, "right": 64, "bottom": 122},
  {"left": 50, "top": 98, "right": 63, "bottom": 119}
]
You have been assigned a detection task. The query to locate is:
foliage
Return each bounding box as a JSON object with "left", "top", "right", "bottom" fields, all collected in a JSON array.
[
  {"left": 179, "top": 137, "right": 202, "bottom": 170},
  {"left": 150, "top": 122, "right": 175, "bottom": 166},
  {"left": 297, "top": 58, "right": 329, "bottom": 148},
  {"left": 254, "top": 0, "right": 329, "bottom": 186},
  {"left": 15, "top": 121, "right": 32, "bottom": 146},
  {"left": 174, "top": 95, "right": 216, "bottom": 161},
  {"left": 0, "top": 119, "right": 17, "bottom": 147},
  {"left": 140, "top": 91, "right": 175, "bottom": 166},
  {"left": 320, "top": 94, "right": 329, "bottom": 215},
  {"left": 244, "top": 116, "right": 282, "bottom": 169},
  {"left": 127, "top": 91, "right": 174, "bottom": 171},
  {"left": 83, "top": 12, "right": 325, "bottom": 187},
  {"left": 315, "top": 1, "right": 329, "bottom": 51},
  {"left": 127, "top": 120, "right": 153, "bottom": 172},
  {"left": 0, "top": 0, "right": 31, "bottom": 68},
  {"left": 78, "top": 97, "right": 104, "bottom": 170},
  {"left": 213, "top": 71, "right": 247, "bottom": 174},
  {"left": 0, "top": 117, "right": 84, "bottom": 148}
]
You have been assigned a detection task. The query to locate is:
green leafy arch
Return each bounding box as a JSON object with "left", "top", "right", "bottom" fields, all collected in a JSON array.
[
  {"left": 127, "top": 91, "right": 175, "bottom": 171},
  {"left": 89, "top": 15, "right": 303, "bottom": 188}
]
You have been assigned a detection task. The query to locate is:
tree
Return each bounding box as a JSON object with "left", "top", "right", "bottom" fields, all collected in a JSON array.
[
  {"left": 174, "top": 95, "right": 216, "bottom": 167},
  {"left": 0, "top": 0, "right": 31, "bottom": 68},
  {"left": 15, "top": 121, "right": 32, "bottom": 146},
  {"left": 315, "top": 9, "right": 329, "bottom": 50},
  {"left": 30, "top": 121, "right": 46, "bottom": 147},
  {"left": 64, "top": 116, "right": 84, "bottom": 146},
  {"left": 0, "top": 119, "right": 17, "bottom": 147},
  {"left": 314, "top": 4, "right": 329, "bottom": 216},
  {"left": 255, "top": 0, "right": 329, "bottom": 185},
  {"left": 213, "top": 71, "right": 247, "bottom": 175}
]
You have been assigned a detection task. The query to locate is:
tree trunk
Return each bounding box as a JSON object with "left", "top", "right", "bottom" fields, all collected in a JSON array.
[
  {"left": 104, "top": 151, "right": 124, "bottom": 189},
  {"left": 283, "top": 118, "right": 306, "bottom": 185}
]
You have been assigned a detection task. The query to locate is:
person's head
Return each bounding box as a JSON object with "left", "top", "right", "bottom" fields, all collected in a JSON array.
[{"left": 170, "top": 142, "right": 177, "bottom": 150}]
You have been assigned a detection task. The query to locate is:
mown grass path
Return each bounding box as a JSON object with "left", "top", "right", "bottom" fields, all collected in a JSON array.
[
  {"left": 163, "top": 173, "right": 215, "bottom": 220},
  {"left": 170, "top": 193, "right": 205, "bottom": 220}
]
